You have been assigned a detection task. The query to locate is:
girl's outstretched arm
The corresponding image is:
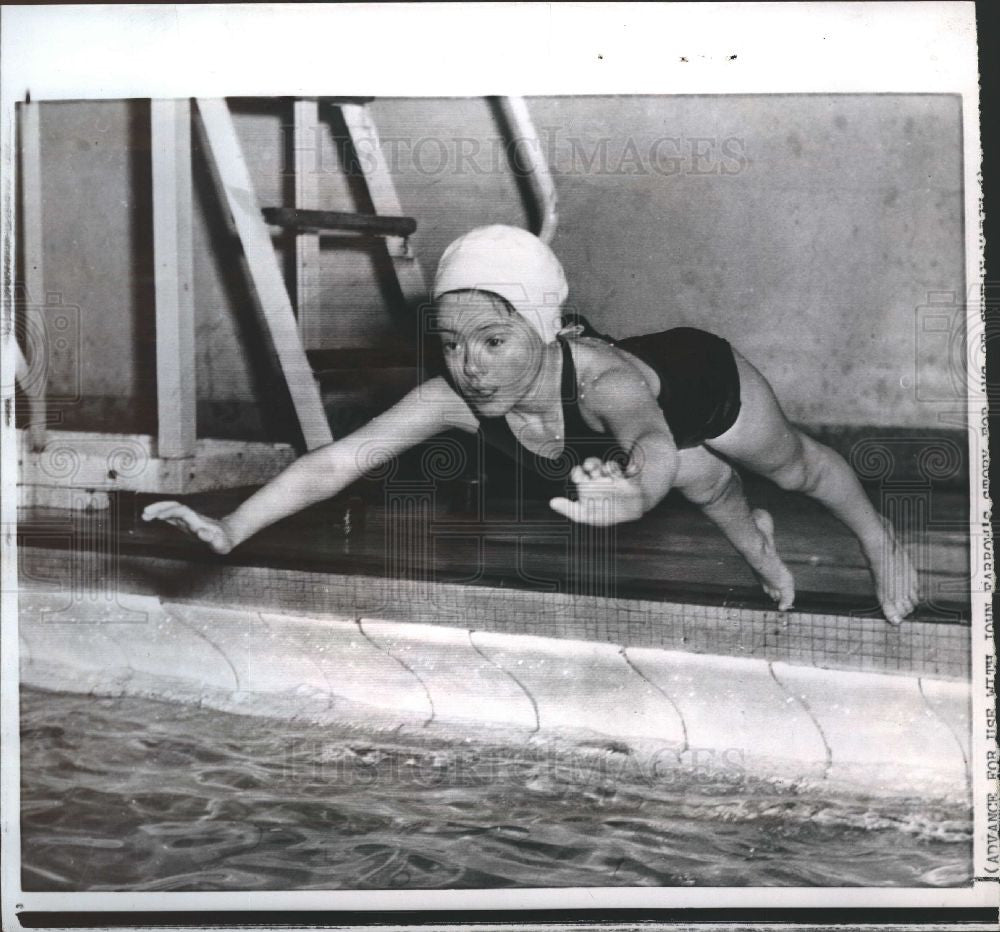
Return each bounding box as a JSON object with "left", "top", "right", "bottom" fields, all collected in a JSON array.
[
  {"left": 549, "top": 366, "right": 678, "bottom": 526},
  {"left": 143, "top": 376, "right": 475, "bottom": 552}
]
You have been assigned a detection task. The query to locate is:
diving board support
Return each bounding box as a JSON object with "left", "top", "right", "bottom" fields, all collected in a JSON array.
[
  {"left": 195, "top": 97, "right": 333, "bottom": 451},
  {"left": 20, "top": 99, "right": 48, "bottom": 452},
  {"left": 293, "top": 97, "right": 320, "bottom": 348},
  {"left": 151, "top": 98, "right": 196, "bottom": 459},
  {"left": 339, "top": 102, "right": 428, "bottom": 308}
]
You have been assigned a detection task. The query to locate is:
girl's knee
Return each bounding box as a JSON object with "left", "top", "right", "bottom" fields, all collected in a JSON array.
[
  {"left": 769, "top": 435, "right": 827, "bottom": 494},
  {"left": 682, "top": 461, "right": 740, "bottom": 508}
]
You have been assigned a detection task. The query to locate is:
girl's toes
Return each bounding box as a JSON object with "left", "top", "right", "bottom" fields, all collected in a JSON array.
[
  {"left": 762, "top": 580, "right": 794, "bottom": 611},
  {"left": 883, "top": 601, "right": 905, "bottom": 626}
]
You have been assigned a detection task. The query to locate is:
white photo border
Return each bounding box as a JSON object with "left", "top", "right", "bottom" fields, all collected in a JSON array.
[{"left": 1, "top": 1, "right": 994, "bottom": 925}]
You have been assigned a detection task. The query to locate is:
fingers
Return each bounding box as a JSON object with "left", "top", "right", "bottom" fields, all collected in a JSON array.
[
  {"left": 142, "top": 500, "right": 185, "bottom": 521},
  {"left": 562, "top": 461, "right": 643, "bottom": 526},
  {"left": 576, "top": 459, "right": 626, "bottom": 481},
  {"left": 549, "top": 496, "right": 582, "bottom": 522},
  {"left": 550, "top": 496, "right": 602, "bottom": 525},
  {"left": 143, "top": 501, "right": 203, "bottom": 527},
  {"left": 143, "top": 501, "right": 207, "bottom": 531},
  {"left": 142, "top": 500, "right": 221, "bottom": 545},
  {"left": 549, "top": 496, "right": 615, "bottom": 526}
]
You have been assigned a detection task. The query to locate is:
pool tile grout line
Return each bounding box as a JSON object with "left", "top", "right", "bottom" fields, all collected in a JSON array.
[
  {"left": 356, "top": 617, "right": 435, "bottom": 727},
  {"left": 917, "top": 676, "right": 971, "bottom": 784},
  {"left": 165, "top": 605, "right": 243, "bottom": 691},
  {"left": 620, "top": 647, "right": 689, "bottom": 754},
  {"left": 468, "top": 630, "right": 541, "bottom": 734},
  {"left": 768, "top": 661, "right": 834, "bottom": 779},
  {"left": 256, "top": 610, "right": 343, "bottom": 715}
]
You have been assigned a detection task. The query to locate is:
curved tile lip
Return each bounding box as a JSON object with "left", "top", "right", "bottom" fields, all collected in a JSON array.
[{"left": 16, "top": 591, "right": 971, "bottom": 800}]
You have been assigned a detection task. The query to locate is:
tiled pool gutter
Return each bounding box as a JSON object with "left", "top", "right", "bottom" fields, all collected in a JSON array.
[
  {"left": 18, "top": 587, "right": 970, "bottom": 804},
  {"left": 19, "top": 548, "right": 970, "bottom": 681}
]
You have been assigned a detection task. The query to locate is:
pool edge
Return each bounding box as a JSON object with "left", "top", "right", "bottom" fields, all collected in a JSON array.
[{"left": 17, "top": 588, "right": 971, "bottom": 804}]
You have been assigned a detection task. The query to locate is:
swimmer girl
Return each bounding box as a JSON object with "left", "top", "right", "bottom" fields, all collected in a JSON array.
[{"left": 144, "top": 225, "right": 919, "bottom": 625}]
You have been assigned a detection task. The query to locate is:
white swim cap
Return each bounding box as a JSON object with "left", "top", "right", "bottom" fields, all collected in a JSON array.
[{"left": 432, "top": 225, "right": 569, "bottom": 343}]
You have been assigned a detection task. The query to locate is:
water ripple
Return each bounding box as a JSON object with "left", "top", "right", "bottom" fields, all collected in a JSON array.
[{"left": 20, "top": 686, "right": 972, "bottom": 891}]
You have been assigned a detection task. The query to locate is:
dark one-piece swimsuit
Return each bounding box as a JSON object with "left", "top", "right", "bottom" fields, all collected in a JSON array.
[{"left": 452, "top": 316, "right": 742, "bottom": 497}]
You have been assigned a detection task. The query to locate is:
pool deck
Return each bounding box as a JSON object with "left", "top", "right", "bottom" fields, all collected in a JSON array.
[
  {"left": 149, "top": 482, "right": 969, "bottom": 620},
  {"left": 17, "top": 480, "right": 972, "bottom": 678}
]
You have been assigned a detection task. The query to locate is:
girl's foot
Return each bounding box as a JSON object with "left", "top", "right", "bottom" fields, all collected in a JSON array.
[
  {"left": 865, "top": 517, "right": 920, "bottom": 625},
  {"left": 749, "top": 509, "right": 796, "bottom": 611}
]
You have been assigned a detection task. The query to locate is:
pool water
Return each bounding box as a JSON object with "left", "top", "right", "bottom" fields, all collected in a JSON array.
[{"left": 20, "top": 686, "right": 972, "bottom": 891}]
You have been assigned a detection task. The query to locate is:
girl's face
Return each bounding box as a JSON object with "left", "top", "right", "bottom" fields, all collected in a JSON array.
[{"left": 435, "top": 291, "right": 546, "bottom": 416}]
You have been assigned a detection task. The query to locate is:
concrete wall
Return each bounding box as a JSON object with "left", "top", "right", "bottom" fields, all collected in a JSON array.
[{"left": 25, "top": 94, "right": 964, "bottom": 434}]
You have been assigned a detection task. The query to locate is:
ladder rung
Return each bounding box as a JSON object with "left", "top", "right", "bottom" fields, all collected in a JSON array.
[
  {"left": 262, "top": 207, "right": 417, "bottom": 238},
  {"left": 307, "top": 347, "right": 419, "bottom": 371}
]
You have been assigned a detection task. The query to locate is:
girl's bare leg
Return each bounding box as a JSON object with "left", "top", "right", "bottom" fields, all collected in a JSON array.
[
  {"left": 674, "top": 445, "right": 796, "bottom": 609},
  {"left": 706, "top": 352, "right": 919, "bottom": 625}
]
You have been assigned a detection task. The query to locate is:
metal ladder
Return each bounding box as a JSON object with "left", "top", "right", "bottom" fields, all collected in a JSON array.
[
  {"left": 197, "top": 95, "right": 558, "bottom": 453},
  {"left": 196, "top": 96, "right": 435, "bottom": 452}
]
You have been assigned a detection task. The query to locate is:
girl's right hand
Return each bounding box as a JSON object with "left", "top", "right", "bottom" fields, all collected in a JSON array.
[{"left": 141, "top": 501, "right": 236, "bottom": 554}]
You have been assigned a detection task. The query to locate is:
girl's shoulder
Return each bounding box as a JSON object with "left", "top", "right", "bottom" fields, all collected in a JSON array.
[
  {"left": 566, "top": 333, "right": 621, "bottom": 376},
  {"left": 565, "top": 334, "right": 662, "bottom": 402}
]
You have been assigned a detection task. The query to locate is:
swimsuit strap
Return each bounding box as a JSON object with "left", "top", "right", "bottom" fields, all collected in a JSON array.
[
  {"left": 473, "top": 328, "right": 627, "bottom": 481},
  {"left": 557, "top": 334, "right": 607, "bottom": 444}
]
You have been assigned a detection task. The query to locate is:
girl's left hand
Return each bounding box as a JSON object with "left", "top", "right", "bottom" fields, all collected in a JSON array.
[{"left": 549, "top": 458, "right": 646, "bottom": 526}]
